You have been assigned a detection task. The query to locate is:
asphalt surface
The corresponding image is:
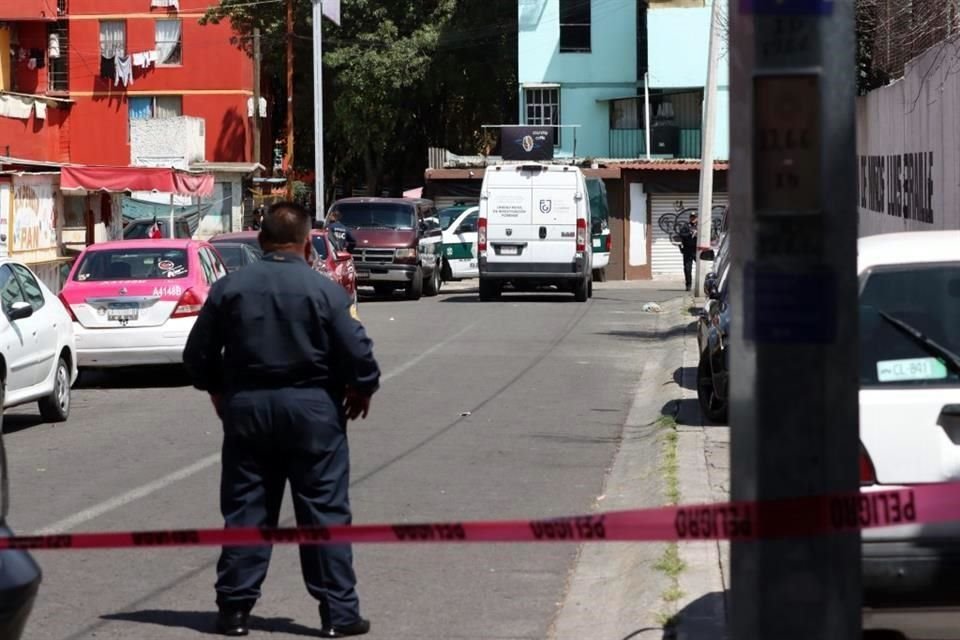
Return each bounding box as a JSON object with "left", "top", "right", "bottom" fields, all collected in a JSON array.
[{"left": 5, "top": 281, "right": 681, "bottom": 640}]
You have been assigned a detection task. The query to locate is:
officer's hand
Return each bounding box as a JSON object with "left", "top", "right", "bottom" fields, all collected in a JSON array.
[{"left": 344, "top": 389, "right": 371, "bottom": 421}]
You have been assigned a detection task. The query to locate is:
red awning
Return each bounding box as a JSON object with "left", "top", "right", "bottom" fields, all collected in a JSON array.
[{"left": 60, "top": 166, "right": 215, "bottom": 197}]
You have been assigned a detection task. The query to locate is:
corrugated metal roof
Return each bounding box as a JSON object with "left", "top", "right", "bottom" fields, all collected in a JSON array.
[{"left": 613, "top": 159, "right": 730, "bottom": 171}]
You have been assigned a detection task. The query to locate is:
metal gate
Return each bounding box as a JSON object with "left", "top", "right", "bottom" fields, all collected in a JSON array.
[{"left": 650, "top": 193, "right": 728, "bottom": 279}]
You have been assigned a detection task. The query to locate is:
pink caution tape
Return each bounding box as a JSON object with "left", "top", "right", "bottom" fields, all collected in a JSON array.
[{"left": 4, "top": 483, "right": 957, "bottom": 551}]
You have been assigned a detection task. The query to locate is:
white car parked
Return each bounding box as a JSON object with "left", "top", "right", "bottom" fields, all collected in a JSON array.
[
  {"left": 0, "top": 260, "right": 77, "bottom": 422},
  {"left": 859, "top": 231, "right": 960, "bottom": 625}
]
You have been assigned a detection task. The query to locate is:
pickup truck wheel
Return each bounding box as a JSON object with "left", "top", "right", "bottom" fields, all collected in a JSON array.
[
  {"left": 406, "top": 268, "right": 423, "bottom": 300},
  {"left": 479, "top": 278, "right": 500, "bottom": 301},
  {"left": 424, "top": 264, "right": 441, "bottom": 297},
  {"left": 39, "top": 356, "right": 71, "bottom": 423}
]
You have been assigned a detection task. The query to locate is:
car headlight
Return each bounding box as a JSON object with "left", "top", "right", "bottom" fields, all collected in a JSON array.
[{"left": 395, "top": 248, "right": 418, "bottom": 260}]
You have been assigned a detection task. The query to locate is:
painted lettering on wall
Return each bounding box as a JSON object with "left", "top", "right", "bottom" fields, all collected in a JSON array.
[{"left": 858, "top": 152, "right": 934, "bottom": 224}]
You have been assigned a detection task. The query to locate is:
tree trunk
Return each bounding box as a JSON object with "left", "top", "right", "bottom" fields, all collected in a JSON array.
[{"left": 364, "top": 144, "right": 386, "bottom": 197}]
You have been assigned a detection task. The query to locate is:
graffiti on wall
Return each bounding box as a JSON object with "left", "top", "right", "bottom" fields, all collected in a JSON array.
[
  {"left": 858, "top": 152, "right": 935, "bottom": 224},
  {"left": 12, "top": 177, "right": 57, "bottom": 253}
]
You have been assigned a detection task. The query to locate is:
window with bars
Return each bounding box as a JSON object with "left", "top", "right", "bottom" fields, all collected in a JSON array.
[
  {"left": 99, "top": 20, "right": 126, "bottom": 57},
  {"left": 48, "top": 21, "right": 69, "bottom": 93},
  {"left": 559, "top": 0, "right": 591, "bottom": 52},
  {"left": 524, "top": 87, "right": 561, "bottom": 146}
]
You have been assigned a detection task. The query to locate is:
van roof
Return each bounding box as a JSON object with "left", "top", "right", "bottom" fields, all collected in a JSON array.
[{"left": 485, "top": 163, "right": 584, "bottom": 174}]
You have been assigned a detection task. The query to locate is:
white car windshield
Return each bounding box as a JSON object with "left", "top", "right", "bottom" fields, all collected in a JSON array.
[{"left": 860, "top": 264, "right": 960, "bottom": 387}]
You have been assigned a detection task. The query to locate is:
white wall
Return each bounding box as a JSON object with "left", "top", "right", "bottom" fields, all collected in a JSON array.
[
  {"left": 857, "top": 36, "right": 960, "bottom": 236},
  {"left": 131, "top": 116, "right": 206, "bottom": 169}
]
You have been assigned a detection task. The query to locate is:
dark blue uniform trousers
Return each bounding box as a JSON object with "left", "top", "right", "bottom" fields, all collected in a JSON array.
[{"left": 215, "top": 388, "right": 360, "bottom": 628}]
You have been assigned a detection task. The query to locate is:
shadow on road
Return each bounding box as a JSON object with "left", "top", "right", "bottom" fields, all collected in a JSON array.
[
  {"left": 75, "top": 366, "right": 192, "bottom": 390},
  {"left": 599, "top": 322, "right": 695, "bottom": 342},
  {"left": 673, "top": 366, "right": 697, "bottom": 391},
  {"left": 2, "top": 414, "right": 47, "bottom": 434},
  {"left": 441, "top": 293, "right": 582, "bottom": 304},
  {"left": 660, "top": 591, "right": 728, "bottom": 640},
  {"left": 100, "top": 610, "right": 324, "bottom": 637}
]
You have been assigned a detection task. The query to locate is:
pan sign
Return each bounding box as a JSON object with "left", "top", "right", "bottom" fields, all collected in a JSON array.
[{"left": 502, "top": 126, "right": 554, "bottom": 161}]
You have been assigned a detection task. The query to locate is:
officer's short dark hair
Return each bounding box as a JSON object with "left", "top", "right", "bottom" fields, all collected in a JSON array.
[{"left": 261, "top": 201, "right": 311, "bottom": 246}]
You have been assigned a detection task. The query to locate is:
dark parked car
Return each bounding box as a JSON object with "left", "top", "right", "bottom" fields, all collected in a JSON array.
[
  {"left": 210, "top": 242, "right": 262, "bottom": 273},
  {"left": 0, "top": 430, "right": 42, "bottom": 639},
  {"left": 696, "top": 263, "right": 730, "bottom": 423},
  {"left": 123, "top": 217, "right": 192, "bottom": 240}
]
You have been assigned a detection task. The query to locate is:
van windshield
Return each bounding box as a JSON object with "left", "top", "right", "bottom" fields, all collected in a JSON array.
[{"left": 332, "top": 203, "right": 416, "bottom": 231}]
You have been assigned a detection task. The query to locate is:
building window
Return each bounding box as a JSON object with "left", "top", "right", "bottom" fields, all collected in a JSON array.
[
  {"left": 48, "top": 21, "right": 70, "bottom": 93},
  {"left": 524, "top": 87, "right": 561, "bottom": 146},
  {"left": 129, "top": 95, "right": 183, "bottom": 120},
  {"left": 99, "top": 20, "right": 126, "bottom": 57},
  {"left": 610, "top": 98, "right": 642, "bottom": 130},
  {"left": 155, "top": 20, "right": 182, "bottom": 66},
  {"left": 559, "top": 0, "right": 591, "bottom": 52}
]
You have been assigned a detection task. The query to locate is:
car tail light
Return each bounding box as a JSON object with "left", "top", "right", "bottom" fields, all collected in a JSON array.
[
  {"left": 171, "top": 288, "right": 203, "bottom": 318},
  {"left": 478, "top": 217, "right": 487, "bottom": 253},
  {"left": 576, "top": 218, "right": 587, "bottom": 252},
  {"left": 58, "top": 292, "right": 77, "bottom": 322},
  {"left": 605, "top": 234, "right": 612, "bottom": 252},
  {"left": 860, "top": 443, "right": 877, "bottom": 486}
]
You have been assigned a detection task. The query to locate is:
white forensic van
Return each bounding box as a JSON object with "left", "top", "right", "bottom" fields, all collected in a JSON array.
[{"left": 477, "top": 163, "right": 593, "bottom": 302}]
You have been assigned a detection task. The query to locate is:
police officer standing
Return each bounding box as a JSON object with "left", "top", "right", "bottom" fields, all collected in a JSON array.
[
  {"left": 325, "top": 209, "right": 357, "bottom": 253},
  {"left": 183, "top": 201, "right": 380, "bottom": 638},
  {"left": 677, "top": 212, "right": 698, "bottom": 292}
]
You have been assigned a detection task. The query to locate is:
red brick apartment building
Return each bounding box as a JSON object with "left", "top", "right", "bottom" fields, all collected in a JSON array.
[{"left": 0, "top": 0, "right": 255, "bottom": 165}]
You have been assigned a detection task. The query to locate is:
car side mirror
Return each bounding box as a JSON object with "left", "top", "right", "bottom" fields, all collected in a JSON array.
[
  {"left": 426, "top": 227, "right": 442, "bottom": 238},
  {"left": 9, "top": 301, "right": 33, "bottom": 321},
  {"left": 336, "top": 251, "right": 352, "bottom": 262}
]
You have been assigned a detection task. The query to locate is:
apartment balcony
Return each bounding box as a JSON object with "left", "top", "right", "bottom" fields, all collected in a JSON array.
[{"left": 608, "top": 127, "right": 703, "bottom": 160}]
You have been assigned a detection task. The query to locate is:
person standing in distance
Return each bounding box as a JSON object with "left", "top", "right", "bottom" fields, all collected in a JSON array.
[
  {"left": 677, "top": 212, "right": 698, "bottom": 292},
  {"left": 325, "top": 208, "right": 358, "bottom": 253},
  {"left": 183, "top": 201, "right": 380, "bottom": 638}
]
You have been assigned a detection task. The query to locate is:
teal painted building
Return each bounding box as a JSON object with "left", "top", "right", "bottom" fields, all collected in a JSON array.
[{"left": 517, "top": 0, "right": 729, "bottom": 161}]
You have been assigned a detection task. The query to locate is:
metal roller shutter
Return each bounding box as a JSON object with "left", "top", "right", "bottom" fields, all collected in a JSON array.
[{"left": 650, "top": 193, "right": 728, "bottom": 279}]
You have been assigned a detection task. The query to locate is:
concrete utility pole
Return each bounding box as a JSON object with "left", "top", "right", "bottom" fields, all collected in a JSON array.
[
  {"left": 252, "top": 27, "right": 262, "bottom": 173},
  {"left": 312, "top": 0, "right": 324, "bottom": 217},
  {"left": 729, "top": 0, "right": 861, "bottom": 638},
  {"left": 694, "top": 0, "right": 722, "bottom": 297}
]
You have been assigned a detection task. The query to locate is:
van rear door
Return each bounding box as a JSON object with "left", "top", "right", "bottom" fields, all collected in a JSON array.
[{"left": 485, "top": 165, "right": 579, "bottom": 266}]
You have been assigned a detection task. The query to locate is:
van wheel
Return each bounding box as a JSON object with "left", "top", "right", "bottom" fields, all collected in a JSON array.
[
  {"left": 39, "top": 357, "right": 71, "bottom": 423},
  {"left": 588, "top": 278, "right": 594, "bottom": 299},
  {"left": 479, "top": 279, "right": 500, "bottom": 301},
  {"left": 406, "top": 268, "right": 423, "bottom": 301},
  {"left": 574, "top": 277, "right": 589, "bottom": 302},
  {"left": 424, "top": 264, "right": 441, "bottom": 297}
]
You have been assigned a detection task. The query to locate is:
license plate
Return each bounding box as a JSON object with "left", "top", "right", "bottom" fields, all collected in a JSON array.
[
  {"left": 500, "top": 245, "right": 519, "bottom": 256},
  {"left": 107, "top": 303, "right": 139, "bottom": 321}
]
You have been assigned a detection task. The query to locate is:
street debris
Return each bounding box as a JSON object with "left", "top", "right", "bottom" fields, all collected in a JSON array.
[{"left": 642, "top": 302, "right": 663, "bottom": 313}]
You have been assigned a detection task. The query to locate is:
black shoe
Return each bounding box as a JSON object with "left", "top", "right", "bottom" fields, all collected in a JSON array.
[
  {"left": 319, "top": 618, "right": 371, "bottom": 637},
  {"left": 216, "top": 608, "right": 250, "bottom": 636}
]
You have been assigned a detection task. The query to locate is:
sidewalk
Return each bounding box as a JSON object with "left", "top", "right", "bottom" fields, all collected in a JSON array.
[{"left": 672, "top": 295, "right": 730, "bottom": 639}]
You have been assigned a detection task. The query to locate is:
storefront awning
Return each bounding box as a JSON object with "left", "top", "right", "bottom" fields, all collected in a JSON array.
[{"left": 60, "top": 166, "right": 214, "bottom": 197}]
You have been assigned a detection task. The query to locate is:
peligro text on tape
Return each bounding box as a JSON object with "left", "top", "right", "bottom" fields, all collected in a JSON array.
[{"left": 1, "top": 484, "right": 952, "bottom": 552}]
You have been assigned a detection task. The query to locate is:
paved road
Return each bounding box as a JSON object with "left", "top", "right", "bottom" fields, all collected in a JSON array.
[{"left": 5, "top": 282, "right": 681, "bottom": 640}]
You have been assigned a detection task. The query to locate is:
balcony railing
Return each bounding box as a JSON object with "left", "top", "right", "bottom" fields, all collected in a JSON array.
[{"left": 608, "top": 128, "right": 703, "bottom": 159}]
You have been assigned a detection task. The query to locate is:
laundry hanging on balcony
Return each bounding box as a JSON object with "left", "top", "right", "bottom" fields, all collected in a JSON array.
[
  {"left": 0, "top": 94, "right": 35, "bottom": 120},
  {"left": 150, "top": 0, "right": 180, "bottom": 10}
]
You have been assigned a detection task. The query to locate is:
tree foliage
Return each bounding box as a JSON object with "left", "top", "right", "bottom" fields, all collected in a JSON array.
[{"left": 202, "top": 0, "right": 517, "bottom": 202}]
